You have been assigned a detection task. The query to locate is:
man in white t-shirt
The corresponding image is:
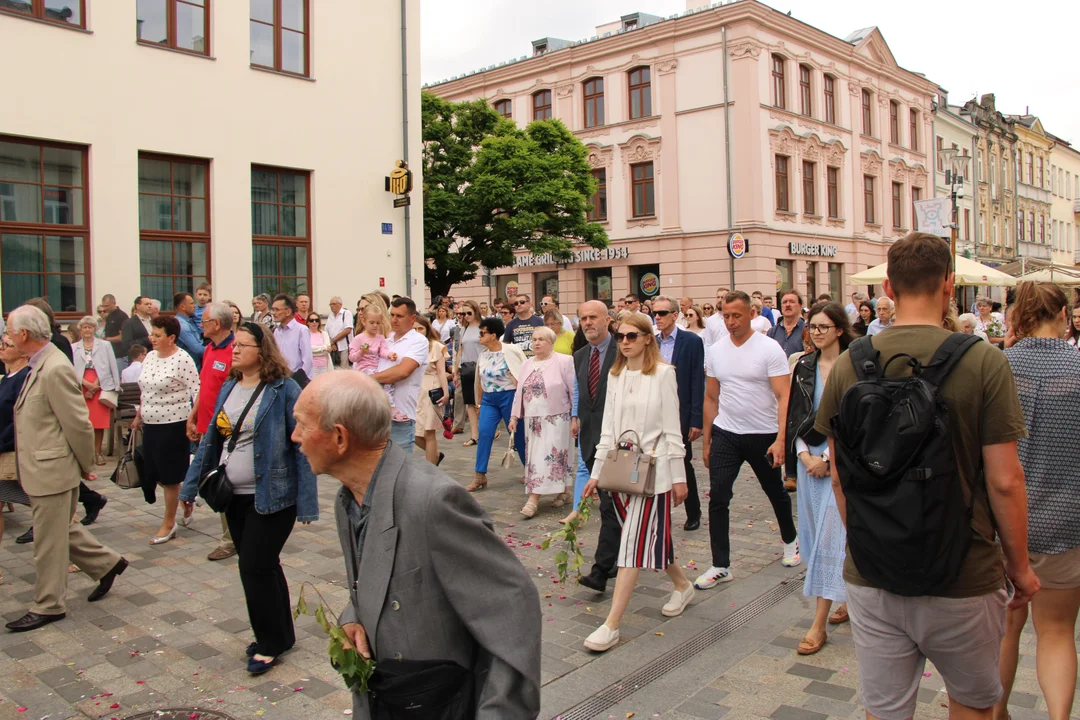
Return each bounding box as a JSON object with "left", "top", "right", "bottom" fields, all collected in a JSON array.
[
  {"left": 701, "top": 287, "right": 730, "bottom": 349},
  {"left": 371, "top": 297, "right": 430, "bottom": 453},
  {"left": 324, "top": 296, "right": 353, "bottom": 369},
  {"left": 695, "top": 291, "right": 800, "bottom": 590}
]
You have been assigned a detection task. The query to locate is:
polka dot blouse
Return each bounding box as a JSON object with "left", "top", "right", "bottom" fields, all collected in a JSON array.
[{"left": 138, "top": 349, "right": 201, "bottom": 425}]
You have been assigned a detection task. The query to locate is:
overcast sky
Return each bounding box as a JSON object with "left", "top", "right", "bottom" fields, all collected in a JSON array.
[{"left": 421, "top": 0, "right": 1079, "bottom": 145}]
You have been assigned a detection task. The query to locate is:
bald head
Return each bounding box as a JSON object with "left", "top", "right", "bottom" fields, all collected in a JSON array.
[
  {"left": 577, "top": 301, "right": 610, "bottom": 344},
  {"left": 292, "top": 373, "right": 391, "bottom": 477}
]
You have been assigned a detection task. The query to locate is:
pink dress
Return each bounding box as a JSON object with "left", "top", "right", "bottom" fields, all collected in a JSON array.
[{"left": 349, "top": 332, "right": 392, "bottom": 373}]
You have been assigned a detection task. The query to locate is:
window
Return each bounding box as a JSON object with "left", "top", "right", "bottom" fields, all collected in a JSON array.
[
  {"left": 1026, "top": 153, "right": 1033, "bottom": 184},
  {"left": 493, "top": 99, "right": 512, "bottom": 119},
  {"left": 137, "top": 0, "right": 210, "bottom": 55},
  {"left": 138, "top": 153, "right": 210, "bottom": 302},
  {"left": 799, "top": 65, "right": 812, "bottom": 117},
  {"left": 823, "top": 75, "right": 835, "bottom": 124},
  {"left": 252, "top": 166, "right": 310, "bottom": 297},
  {"left": 1018, "top": 211, "right": 1025, "bottom": 241},
  {"left": 250, "top": 0, "right": 309, "bottom": 77},
  {"left": 775, "top": 155, "right": 790, "bottom": 212},
  {"left": 533, "top": 43, "right": 547, "bottom": 56},
  {"left": 628, "top": 67, "right": 652, "bottom": 119},
  {"left": 863, "top": 175, "right": 876, "bottom": 224},
  {"left": 990, "top": 155, "right": 997, "bottom": 196},
  {"left": 827, "top": 166, "right": 839, "bottom": 218},
  {"left": 977, "top": 151, "right": 983, "bottom": 183},
  {"left": 911, "top": 187, "right": 921, "bottom": 229},
  {"left": 771, "top": 55, "right": 786, "bottom": 109},
  {"left": 0, "top": 137, "right": 89, "bottom": 314},
  {"left": 0, "top": 0, "right": 84, "bottom": 28},
  {"left": 1004, "top": 220, "right": 1010, "bottom": 248},
  {"left": 1037, "top": 156, "right": 1044, "bottom": 187},
  {"left": 936, "top": 136, "right": 943, "bottom": 155},
  {"left": 588, "top": 168, "right": 607, "bottom": 222},
  {"left": 964, "top": 209, "right": 970, "bottom": 241},
  {"left": 861, "top": 89, "right": 873, "bottom": 136},
  {"left": 892, "top": 182, "right": 903, "bottom": 228},
  {"left": 583, "top": 77, "right": 605, "bottom": 128},
  {"left": 909, "top": 109, "right": 918, "bottom": 151},
  {"left": 992, "top": 219, "right": 998, "bottom": 246},
  {"left": 889, "top": 101, "right": 899, "bottom": 144},
  {"left": 630, "top": 162, "right": 655, "bottom": 217},
  {"left": 802, "top": 161, "right": 815, "bottom": 215},
  {"left": 1030, "top": 213, "right": 1036, "bottom": 242},
  {"left": 533, "top": 90, "right": 552, "bottom": 121},
  {"left": 1039, "top": 214, "right": 1045, "bottom": 243}
]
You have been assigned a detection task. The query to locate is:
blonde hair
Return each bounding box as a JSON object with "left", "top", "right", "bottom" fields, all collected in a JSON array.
[
  {"left": 357, "top": 294, "right": 390, "bottom": 336},
  {"left": 610, "top": 314, "right": 661, "bottom": 377}
]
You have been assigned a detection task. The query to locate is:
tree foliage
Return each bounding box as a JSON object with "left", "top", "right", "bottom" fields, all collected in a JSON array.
[{"left": 422, "top": 91, "right": 608, "bottom": 298}]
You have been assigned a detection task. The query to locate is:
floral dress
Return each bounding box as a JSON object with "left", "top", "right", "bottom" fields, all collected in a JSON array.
[
  {"left": 976, "top": 313, "right": 1004, "bottom": 340},
  {"left": 519, "top": 362, "right": 572, "bottom": 495}
]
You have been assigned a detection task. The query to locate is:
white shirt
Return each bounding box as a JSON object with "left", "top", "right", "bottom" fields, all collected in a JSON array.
[
  {"left": 702, "top": 312, "right": 729, "bottom": 349},
  {"left": 432, "top": 317, "right": 457, "bottom": 344},
  {"left": 120, "top": 361, "right": 143, "bottom": 384},
  {"left": 866, "top": 318, "right": 892, "bottom": 336},
  {"left": 138, "top": 349, "right": 200, "bottom": 425},
  {"left": 325, "top": 309, "right": 354, "bottom": 351},
  {"left": 377, "top": 329, "right": 431, "bottom": 421},
  {"left": 705, "top": 332, "right": 790, "bottom": 434},
  {"left": 750, "top": 316, "right": 771, "bottom": 334}
]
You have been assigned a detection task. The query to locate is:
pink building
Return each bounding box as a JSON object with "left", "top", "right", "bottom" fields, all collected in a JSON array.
[{"left": 428, "top": 0, "right": 937, "bottom": 308}]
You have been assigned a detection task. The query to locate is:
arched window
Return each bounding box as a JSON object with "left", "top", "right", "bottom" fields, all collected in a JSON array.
[
  {"left": 583, "top": 77, "right": 604, "bottom": 128},
  {"left": 493, "top": 99, "right": 512, "bottom": 119},
  {"left": 532, "top": 90, "right": 552, "bottom": 121},
  {"left": 628, "top": 67, "right": 651, "bottom": 119},
  {"left": 771, "top": 55, "right": 786, "bottom": 109}
]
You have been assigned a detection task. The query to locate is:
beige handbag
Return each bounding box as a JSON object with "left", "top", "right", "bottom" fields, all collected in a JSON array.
[
  {"left": 0, "top": 451, "right": 17, "bottom": 481},
  {"left": 596, "top": 430, "right": 659, "bottom": 497},
  {"left": 500, "top": 437, "right": 517, "bottom": 469},
  {"left": 99, "top": 389, "right": 119, "bottom": 409}
]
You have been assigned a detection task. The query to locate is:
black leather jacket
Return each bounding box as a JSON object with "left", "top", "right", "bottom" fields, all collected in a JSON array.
[{"left": 786, "top": 349, "right": 827, "bottom": 452}]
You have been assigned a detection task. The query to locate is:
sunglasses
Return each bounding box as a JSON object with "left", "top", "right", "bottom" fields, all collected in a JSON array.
[
  {"left": 514, "top": 300, "right": 527, "bottom": 306},
  {"left": 500, "top": 310, "right": 512, "bottom": 315},
  {"left": 653, "top": 310, "right": 672, "bottom": 317},
  {"left": 614, "top": 332, "right": 643, "bottom": 343},
  {"left": 703, "top": 305, "right": 713, "bottom": 310},
  {"left": 308, "top": 317, "right": 320, "bottom": 323}
]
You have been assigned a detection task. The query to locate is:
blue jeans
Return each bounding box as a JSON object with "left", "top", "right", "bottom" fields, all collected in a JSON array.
[
  {"left": 390, "top": 420, "right": 415, "bottom": 453},
  {"left": 475, "top": 390, "right": 525, "bottom": 474},
  {"left": 573, "top": 446, "right": 589, "bottom": 508}
]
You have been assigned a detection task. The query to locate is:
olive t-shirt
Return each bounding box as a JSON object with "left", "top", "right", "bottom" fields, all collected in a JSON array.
[{"left": 814, "top": 325, "right": 1027, "bottom": 598}]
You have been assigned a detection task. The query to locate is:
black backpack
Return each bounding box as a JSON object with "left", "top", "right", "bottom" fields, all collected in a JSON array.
[{"left": 831, "top": 332, "right": 981, "bottom": 597}]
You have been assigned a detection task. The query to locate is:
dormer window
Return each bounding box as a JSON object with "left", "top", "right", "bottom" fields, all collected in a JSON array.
[
  {"left": 624, "top": 20, "right": 637, "bottom": 31},
  {"left": 533, "top": 43, "right": 547, "bottom": 56}
]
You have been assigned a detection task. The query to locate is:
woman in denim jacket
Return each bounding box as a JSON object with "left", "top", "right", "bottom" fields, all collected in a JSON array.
[{"left": 181, "top": 321, "right": 318, "bottom": 676}]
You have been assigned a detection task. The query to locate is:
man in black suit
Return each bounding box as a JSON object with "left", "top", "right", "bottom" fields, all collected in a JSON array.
[
  {"left": 120, "top": 296, "right": 155, "bottom": 361},
  {"left": 572, "top": 300, "right": 621, "bottom": 593},
  {"left": 652, "top": 296, "right": 705, "bottom": 530}
]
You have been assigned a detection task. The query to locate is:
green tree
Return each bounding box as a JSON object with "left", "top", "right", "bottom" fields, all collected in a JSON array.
[{"left": 422, "top": 91, "right": 608, "bottom": 298}]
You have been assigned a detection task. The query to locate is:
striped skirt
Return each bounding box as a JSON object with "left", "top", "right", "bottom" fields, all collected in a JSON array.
[{"left": 613, "top": 490, "right": 674, "bottom": 570}]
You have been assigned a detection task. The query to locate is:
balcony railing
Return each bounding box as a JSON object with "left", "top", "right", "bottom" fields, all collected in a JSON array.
[{"left": 1017, "top": 241, "right": 1052, "bottom": 261}]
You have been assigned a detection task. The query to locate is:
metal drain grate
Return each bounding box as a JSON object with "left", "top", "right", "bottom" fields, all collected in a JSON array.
[{"left": 553, "top": 574, "right": 805, "bottom": 720}]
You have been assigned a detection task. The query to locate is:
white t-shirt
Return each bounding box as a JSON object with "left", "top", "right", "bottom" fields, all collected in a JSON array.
[
  {"left": 702, "top": 313, "right": 729, "bottom": 349},
  {"left": 325, "top": 309, "right": 354, "bottom": 351},
  {"left": 705, "top": 332, "right": 790, "bottom": 434},
  {"left": 750, "top": 316, "right": 771, "bottom": 334},
  {"left": 120, "top": 361, "right": 143, "bottom": 384},
  {"left": 378, "top": 329, "right": 431, "bottom": 421}
]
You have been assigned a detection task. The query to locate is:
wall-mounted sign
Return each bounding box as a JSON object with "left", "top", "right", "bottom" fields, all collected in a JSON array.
[
  {"left": 727, "top": 233, "right": 748, "bottom": 259},
  {"left": 505, "top": 280, "right": 519, "bottom": 297},
  {"left": 914, "top": 197, "right": 951, "bottom": 237},
  {"left": 515, "top": 246, "right": 630, "bottom": 267},
  {"left": 639, "top": 272, "right": 660, "bottom": 296},
  {"left": 789, "top": 242, "right": 838, "bottom": 257},
  {"left": 381, "top": 223, "right": 393, "bottom": 235},
  {"left": 385, "top": 160, "right": 413, "bottom": 195}
]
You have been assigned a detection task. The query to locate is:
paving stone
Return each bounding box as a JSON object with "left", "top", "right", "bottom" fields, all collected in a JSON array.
[
  {"left": 52, "top": 679, "right": 97, "bottom": 702},
  {"left": 4, "top": 641, "right": 44, "bottom": 659},
  {"left": 678, "top": 699, "right": 731, "bottom": 719},
  {"left": 91, "top": 613, "right": 127, "bottom": 630},
  {"left": 786, "top": 662, "right": 835, "bottom": 681},
  {"left": 215, "top": 618, "right": 250, "bottom": 634},
  {"left": 125, "top": 591, "right": 160, "bottom": 606},
  {"left": 292, "top": 676, "right": 340, "bottom": 699},
  {"left": 159, "top": 610, "right": 196, "bottom": 625},
  {"left": 771, "top": 704, "right": 829, "bottom": 720},
  {"left": 802, "top": 695, "right": 859, "bottom": 718},
  {"left": 127, "top": 635, "right": 165, "bottom": 652},
  {"left": 179, "top": 642, "right": 221, "bottom": 660},
  {"left": 35, "top": 665, "right": 81, "bottom": 687},
  {"left": 917, "top": 687, "right": 940, "bottom": 704},
  {"left": 1009, "top": 691, "right": 1039, "bottom": 709},
  {"left": 771, "top": 635, "right": 802, "bottom": 649},
  {"left": 804, "top": 680, "right": 855, "bottom": 702}
]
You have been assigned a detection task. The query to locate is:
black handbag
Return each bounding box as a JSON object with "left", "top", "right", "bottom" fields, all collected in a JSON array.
[
  {"left": 197, "top": 382, "right": 266, "bottom": 513},
  {"left": 428, "top": 387, "right": 444, "bottom": 405},
  {"left": 368, "top": 658, "right": 474, "bottom": 720},
  {"left": 330, "top": 349, "right": 342, "bottom": 367}
]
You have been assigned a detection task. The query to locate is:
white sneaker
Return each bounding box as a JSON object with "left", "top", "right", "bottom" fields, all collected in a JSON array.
[
  {"left": 583, "top": 624, "right": 620, "bottom": 652},
  {"left": 782, "top": 538, "right": 801, "bottom": 567},
  {"left": 693, "top": 566, "right": 733, "bottom": 589},
  {"left": 662, "top": 585, "right": 696, "bottom": 617}
]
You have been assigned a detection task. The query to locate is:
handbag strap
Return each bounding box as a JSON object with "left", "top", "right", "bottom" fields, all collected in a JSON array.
[{"left": 225, "top": 382, "right": 266, "bottom": 456}]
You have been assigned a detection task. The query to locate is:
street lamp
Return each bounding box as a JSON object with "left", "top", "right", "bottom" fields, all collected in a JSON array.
[{"left": 937, "top": 148, "right": 972, "bottom": 263}]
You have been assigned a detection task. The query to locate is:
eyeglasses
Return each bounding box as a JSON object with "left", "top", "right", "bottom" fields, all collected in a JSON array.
[
  {"left": 233, "top": 342, "right": 260, "bottom": 350},
  {"left": 614, "top": 332, "right": 642, "bottom": 343},
  {"left": 308, "top": 317, "right": 321, "bottom": 324},
  {"left": 499, "top": 310, "right": 512, "bottom": 315},
  {"left": 455, "top": 312, "right": 465, "bottom": 317},
  {"left": 653, "top": 310, "right": 672, "bottom": 317},
  {"left": 514, "top": 300, "right": 527, "bottom": 306},
  {"left": 703, "top": 305, "right": 713, "bottom": 311},
  {"left": 807, "top": 324, "right": 837, "bottom": 334}
]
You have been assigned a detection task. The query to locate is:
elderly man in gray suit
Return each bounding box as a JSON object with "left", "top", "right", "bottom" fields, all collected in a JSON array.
[{"left": 292, "top": 372, "right": 541, "bottom": 719}]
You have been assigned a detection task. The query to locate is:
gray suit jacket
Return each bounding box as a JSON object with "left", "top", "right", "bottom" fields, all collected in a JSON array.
[{"left": 335, "top": 443, "right": 541, "bottom": 719}]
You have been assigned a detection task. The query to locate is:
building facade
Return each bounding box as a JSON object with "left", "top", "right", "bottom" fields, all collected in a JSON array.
[
  {"left": 1, "top": 0, "right": 422, "bottom": 318},
  {"left": 428, "top": 0, "right": 938, "bottom": 308},
  {"left": 1008, "top": 114, "right": 1056, "bottom": 268},
  {"left": 1047, "top": 135, "right": 1080, "bottom": 266},
  {"left": 931, "top": 95, "right": 977, "bottom": 255}
]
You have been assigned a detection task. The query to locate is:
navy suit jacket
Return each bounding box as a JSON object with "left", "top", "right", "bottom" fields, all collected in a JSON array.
[{"left": 665, "top": 329, "right": 705, "bottom": 436}]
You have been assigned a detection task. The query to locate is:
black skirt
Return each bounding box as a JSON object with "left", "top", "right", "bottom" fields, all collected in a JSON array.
[
  {"left": 142, "top": 421, "right": 190, "bottom": 486},
  {"left": 459, "top": 362, "right": 477, "bottom": 406}
]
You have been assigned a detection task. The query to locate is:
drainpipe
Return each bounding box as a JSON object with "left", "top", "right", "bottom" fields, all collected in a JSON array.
[
  {"left": 722, "top": 25, "right": 735, "bottom": 289},
  {"left": 400, "top": 0, "right": 413, "bottom": 293}
]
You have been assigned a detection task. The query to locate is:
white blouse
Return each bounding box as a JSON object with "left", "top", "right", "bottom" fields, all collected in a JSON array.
[{"left": 138, "top": 349, "right": 201, "bottom": 425}]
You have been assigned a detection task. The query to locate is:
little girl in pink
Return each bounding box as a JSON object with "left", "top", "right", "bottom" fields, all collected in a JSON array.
[{"left": 349, "top": 308, "right": 406, "bottom": 420}]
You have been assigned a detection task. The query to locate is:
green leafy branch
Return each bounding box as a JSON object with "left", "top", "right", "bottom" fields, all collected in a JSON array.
[
  {"left": 294, "top": 583, "right": 376, "bottom": 694},
  {"left": 540, "top": 497, "right": 592, "bottom": 583}
]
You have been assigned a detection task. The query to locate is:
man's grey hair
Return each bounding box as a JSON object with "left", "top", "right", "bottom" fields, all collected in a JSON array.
[
  {"left": 8, "top": 306, "right": 52, "bottom": 341},
  {"left": 853, "top": 292, "right": 867, "bottom": 301},
  {"left": 77, "top": 315, "right": 97, "bottom": 329},
  {"left": 203, "top": 301, "right": 233, "bottom": 330},
  {"left": 330, "top": 296, "right": 343, "bottom": 304},
  {"left": 150, "top": 299, "right": 162, "bottom": 310},
  {"left": 318, "top": 376, "right": 391, "bottom": 447},
  {"left": 876, "top": 297, "right": 894, "bottom": 311},
  {"left": 651, "top": 295, "right": 678, "bottom": 311}
]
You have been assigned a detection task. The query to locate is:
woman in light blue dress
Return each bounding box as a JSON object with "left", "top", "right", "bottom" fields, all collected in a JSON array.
[{"left": 786, "top": 301, "right": 853, "bottom": 655}]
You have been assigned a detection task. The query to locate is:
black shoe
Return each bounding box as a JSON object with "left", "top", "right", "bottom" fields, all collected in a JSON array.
[
  {"left": 246, "top": 641, "right": 258, "bottom": 657},
  {"left": 6, "top": 612, "right": 65, "bottom": 632},
  {"left": 88, "top": 557, "right": 128, "bottom": 602},
  {"left": 606, "top": 568, "right": 619, "bottom": 579},
  {"left": 81, "top": 496, "right": 107, "bottom": 526},
  {"left": 684, "top": 516, "right": 701, "bottom": 531},
  {"left": 437, "top": 452, "right": 445, "bottom": 466},
  {"left": 578, "top": 571, "right": 608, "bottom": 593},
  {"left": 247, "top": 655, "right": 281, "bottom": 675},
  {"left": 15, "top": 527, "right": 33, "bottom": 544}
]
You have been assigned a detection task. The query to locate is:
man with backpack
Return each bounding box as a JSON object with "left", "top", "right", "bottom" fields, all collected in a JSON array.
[{"left": 815, "top": 232, "right": 1039, "bottom": 720}]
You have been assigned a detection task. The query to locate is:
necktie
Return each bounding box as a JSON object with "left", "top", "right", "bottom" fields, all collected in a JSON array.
[{"left": 588, "top": 346, "right": 600, "bottom": 400}]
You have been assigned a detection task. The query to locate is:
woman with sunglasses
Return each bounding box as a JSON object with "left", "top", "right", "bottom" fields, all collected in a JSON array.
[
  {"left": 431, "top": 305, "right": 457, "bottom": 345},
  {"left": 306, "top": 313, "right": 332, "bottom": 378},
  {"left": 786, "top": 301, "right": 853, "bottom": 655},
  {"left": 580, "top": 314, "right": 695, "bottom": 652},
  {"left": 468, "top": 316, "right": 526, "bottom": 491},
  {"left": 701, "top": 303, "right": 715, "bottom": 318},
  {"left": 454, "top": 300, "right": 483, "bottom": 444},
  {"left": 683, "top": 305, "right": 706, "bottom": 335}
]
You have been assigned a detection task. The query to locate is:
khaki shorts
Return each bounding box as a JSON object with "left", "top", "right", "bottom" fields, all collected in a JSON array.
[
  {"left": 846, "top": 583, "right": 1008, "bottom": 720},
  {"left": 1029, "top": 546, "right": 1080, "bottom": 589}
]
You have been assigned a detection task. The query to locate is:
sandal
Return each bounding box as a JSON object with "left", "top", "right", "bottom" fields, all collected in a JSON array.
[
  {"left": 94, "top": 454, "right": 106, "bottom": 466},
  {"left": 68, "top": 564, "right": 81, "bottom": 574},
  {"left": 797, "top": 633, "right": 827, "bottom": 655},
  {"left": 558, "top": 510, "right": 580, "bottom": 525},
  {"left": 551, "top": 492, "right": 570, "bottom": 508},
  {"left": 463, "top": 439, "right": 477, "bottom": 447},
  {"left": 828, "top": 604, "right": 849, "bottom": 624},
  {"left": 494, "top": 431, "right": 502, "bottom": 440},
  {"left": 520, "top": 501, "right": 538, "bottom": 518}
]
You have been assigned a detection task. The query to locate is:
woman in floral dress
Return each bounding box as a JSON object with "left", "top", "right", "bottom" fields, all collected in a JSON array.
[
  {"left": 509, "top": 327, "right": 575, "bottom": 518},
  {"left": 974, "top": 295, "right": 1005, "bottom": 346}
]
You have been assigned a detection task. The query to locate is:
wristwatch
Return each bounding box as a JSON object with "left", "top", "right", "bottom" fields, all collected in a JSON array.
[{"left": 821, "top": 449, "right": 830, "bottom": 464}]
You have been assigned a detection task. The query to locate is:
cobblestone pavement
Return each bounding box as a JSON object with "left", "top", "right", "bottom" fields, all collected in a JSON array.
[{"left": 0, "top": 434, "right": 1065, "bottom": 720}]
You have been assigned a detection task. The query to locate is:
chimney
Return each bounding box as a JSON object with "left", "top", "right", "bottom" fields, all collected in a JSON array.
[{"left": 980, "top": 93, "right": 996, "bottom": 112}]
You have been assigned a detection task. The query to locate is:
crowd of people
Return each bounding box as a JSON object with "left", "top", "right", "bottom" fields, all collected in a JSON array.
[{"left": 0, "top": 233, "right": 1078, "bottom": 717}]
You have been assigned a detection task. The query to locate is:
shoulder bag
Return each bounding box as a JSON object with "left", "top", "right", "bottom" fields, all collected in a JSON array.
[
  {"left": 99, "top": 390, "right": 119, "bottom": 409},
  {"left": 597, "top": 430, "right": 660, "bottom": 497},
  {"left": 198, "top": 382, "right": 266, "bottom": 513},
  {"left": 110, "top": 431, "right": 142, "bottom": 489},
  {"left": 0, "top": 451, "right": 17, "bottom": 481}
]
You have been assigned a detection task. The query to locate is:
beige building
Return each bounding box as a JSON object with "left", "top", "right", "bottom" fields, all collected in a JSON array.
[
  {"left": 957, "top": 95, "right": 1018, "bottom": 266},
  {"left": 1009, "top": 114, "right": 1056, "bottom": 267},
  {"left": 1047, "top": 134, "right": 1080, "bottom": 266},
  {"left": 0, "top": 0, "right": 422, "bottom": 319}
]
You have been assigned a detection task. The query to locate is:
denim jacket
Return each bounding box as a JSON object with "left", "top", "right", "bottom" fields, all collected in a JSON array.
[
  {"left": 177, "top": 313, "right": 205, "bottom": 369},
  {"left": 181, "top": 376, "right": 319, "bottom": 522}
]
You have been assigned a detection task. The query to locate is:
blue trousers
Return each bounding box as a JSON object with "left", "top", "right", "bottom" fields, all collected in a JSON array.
[
  {"left": 390, "top": 420, "right": 415, "bottom": 453},
  {"left": 475, "top": 390, "right": 525, "bottom": 474},
  {"left": 573, "top": 446, "right": 589, "bottom": 508}
]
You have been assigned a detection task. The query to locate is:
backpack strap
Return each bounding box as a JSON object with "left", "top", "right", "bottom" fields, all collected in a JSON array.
[
  {"left": 848, "top": 336, "right": 881, "bottom": 382},
  {"left": 919, "top": 333, "right": 982, "bottom": 388}
]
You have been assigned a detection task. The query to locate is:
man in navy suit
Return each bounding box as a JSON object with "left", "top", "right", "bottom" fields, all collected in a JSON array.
[{"left": 653, "top": 296, "right": 705, "bottom": 530}]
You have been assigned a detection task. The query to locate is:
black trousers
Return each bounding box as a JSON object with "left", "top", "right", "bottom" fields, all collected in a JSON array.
[
  {"left": 587, "top": 445, "right": 623, "bottom": 578},
  {"left": 682, "top": 430, "right": 700, "bottom": 521},
  {"left": 707, "top": 429, "right": 797, "bottom": 568},
  {"left": 225, "top": 495, "right": 297, "bottom": 656},
  {"left": 78, "top": 482, "right": 103, "bottom": 507}
]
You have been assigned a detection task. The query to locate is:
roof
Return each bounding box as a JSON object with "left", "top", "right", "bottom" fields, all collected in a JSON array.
[{"left": 844, "top": 27, "right": 876, "bottom": 44}]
